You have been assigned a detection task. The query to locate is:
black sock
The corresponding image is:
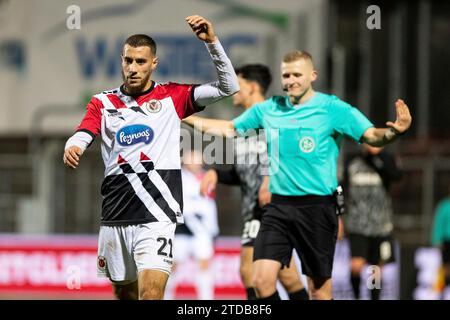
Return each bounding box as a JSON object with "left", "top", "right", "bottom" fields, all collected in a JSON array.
[
  {"left": 288, "top": 288, "right": 309, "bottom": 300},
  {"left": 370, "top": 287, "right": 381, "bottom": 300},
  {"left": 351, "top": 275, "right": 361, "bottom": 299},
  {"left": 246, "top": 287, "right": 257, "bottom": 300},
  {"left": 258, "top": 291, "right": 281, "bottom": 300},
  {"left": 445, "top": 276, "right": 450, "bottom": 287}
]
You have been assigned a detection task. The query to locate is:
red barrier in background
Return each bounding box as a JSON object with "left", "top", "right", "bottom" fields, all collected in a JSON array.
[{"left": 0, "top": 235, "right": 245, "bottom": 299}]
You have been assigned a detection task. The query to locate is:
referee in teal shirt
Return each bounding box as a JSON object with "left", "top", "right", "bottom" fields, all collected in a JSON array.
[{"left": 184, "top": 50, "right": 412, "bottom": 300}]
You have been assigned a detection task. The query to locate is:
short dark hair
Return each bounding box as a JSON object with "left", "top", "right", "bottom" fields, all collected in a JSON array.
[
  {"left": 235, "top": 64, "right": 272, "bottom": 95},
  {"left": 124, "top": 34, "right": 157, "bottom": 55}
]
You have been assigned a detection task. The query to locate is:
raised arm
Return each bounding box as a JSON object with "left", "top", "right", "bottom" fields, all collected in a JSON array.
[
  {"left": 361, "top": 99, "right": 412, "bottom": 147},
  {"left": 185, "top": 15, "right": 239, "bottom": 106}
]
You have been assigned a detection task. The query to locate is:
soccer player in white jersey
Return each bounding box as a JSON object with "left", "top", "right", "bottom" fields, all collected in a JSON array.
[
  {"left": 63, "top": 15, "right": 239, "bottom": 300},
  {"left": 166, "top": 150, "right": 219, "bottom": 300}
]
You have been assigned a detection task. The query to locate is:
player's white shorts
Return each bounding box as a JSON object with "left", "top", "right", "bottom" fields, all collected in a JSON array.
[
  {"left": 173, "top": 234, "right": 214, "bottom": 262},
  {"left": 97, "top": 221, "right": 176, "bottom": 283}
]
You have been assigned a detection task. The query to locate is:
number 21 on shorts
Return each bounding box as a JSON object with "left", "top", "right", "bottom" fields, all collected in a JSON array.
[{"left": 157, "top": 237, "right": 173, "bottom": 258}]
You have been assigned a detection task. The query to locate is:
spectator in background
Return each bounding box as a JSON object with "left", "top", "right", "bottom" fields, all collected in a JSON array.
[
  {"left": 166, "top": 150, "right": 219, "bottom": 300},
  {"left": 343, "top": 144, "right": 402, "bottom": 300},
  {"left": 431, "top": 186, "right": 450, "bottom": 299}
]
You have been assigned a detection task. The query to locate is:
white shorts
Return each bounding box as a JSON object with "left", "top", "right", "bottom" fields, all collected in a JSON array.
[
  {"left": 97, "top": 221, "right": 176, "bottom": 283},
  {"left": 173, "top": 234, "right": 214, "bottom": 262}
]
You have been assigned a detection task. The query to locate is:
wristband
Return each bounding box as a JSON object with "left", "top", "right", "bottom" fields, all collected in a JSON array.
[
  {"left": 384, "top": 128, "right": 397, "bottom": 140},
  {"left": 393, "top": 127, "right": 406, "bottom": 136}
]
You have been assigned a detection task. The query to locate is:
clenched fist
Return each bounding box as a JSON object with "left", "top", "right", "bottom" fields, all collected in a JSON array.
[
  {"left": 63, "top": 146, "right": 83, "bottom": 169},
  {"left": 186, "top": 15, "right": 217, "bottom": 43}
]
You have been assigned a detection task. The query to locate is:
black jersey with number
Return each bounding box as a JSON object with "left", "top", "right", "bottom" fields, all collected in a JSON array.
[
  {"left": 216, "top": 133, "right": 269, "bottom": 223},
  {"left": 344, "top": 152, "right": 401, "bottom": 236}
]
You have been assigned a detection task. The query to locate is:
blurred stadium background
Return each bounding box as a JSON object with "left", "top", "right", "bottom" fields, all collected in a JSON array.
[{"left": 0, "top": 0, "right": 449, "bottom": 299}]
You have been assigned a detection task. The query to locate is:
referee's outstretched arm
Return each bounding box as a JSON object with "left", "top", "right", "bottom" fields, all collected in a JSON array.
[
  {"left": 361, "top": 98, "right": 412, "bottom": 147},
  {"left": 183, "top": 116, "right": 235, "bottom": 138}
]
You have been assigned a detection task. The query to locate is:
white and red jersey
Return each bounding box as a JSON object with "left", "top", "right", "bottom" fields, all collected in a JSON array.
[
  {"left": 176, "top": 168, "right": 219, "bottom": 238},
  {"left": 77, "top": 82, "right": 204, "bottom": 226}
]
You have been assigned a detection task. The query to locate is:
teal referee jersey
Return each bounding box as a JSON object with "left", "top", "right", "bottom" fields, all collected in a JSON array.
[{"left": 232, "top": 92, "right": 373, "bottom": 196}]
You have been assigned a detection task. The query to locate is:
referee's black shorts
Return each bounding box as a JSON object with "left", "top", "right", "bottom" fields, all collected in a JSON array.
[{"left": 253, "top": 194, "right": 338, "bottom": 278}]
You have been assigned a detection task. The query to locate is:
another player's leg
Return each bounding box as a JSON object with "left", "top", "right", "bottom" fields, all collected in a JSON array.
[
  {"left": 240, "top": 246, "right": 257, "bottom": 299},
  {"left": 443, "top": 241, "right": 450, "bottom": 298},
  {"left": 194, "top": 234, "right": 215, "bottom": 300},
  {"left": 197, "top": 258, "right": 214, "bottom": 300},
  {"left": 350, "top": 256, "right": 366, "bottom": 299},
  {"left": 370, "top": 264, "right": 382, "bottom": 300},
  {"left": 348, "top": 233, "right": 369, "bottom": 299},
  {"left": 278, "top": 257, "right": 309, "bottom": 300},
  {"left": 240, "top": 218, "right": 262, "bottom": 299},
  {"left": 443, "top": 261, "right": 450, "bottom": 299},
  {"left": 166, "top": 234, "right": 191, "bottom": 300},
  {"left": 112, "top": 281, "right": 138, "bottom": 300},
  {"left": 370, "top": 236, "right": 395, "bottom": 300}
]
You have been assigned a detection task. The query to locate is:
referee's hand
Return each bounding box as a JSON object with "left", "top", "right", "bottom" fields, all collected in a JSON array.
[
  {"left": 63, "top": 146, "right": 83, "bottom": 169},
  {"left": 386, "top": 99, "right": 412, "bottom": 134},
  {"left": 258, "top": 187, "right": 271, "bottom": 208},
  {"left": 186, "top": 15, "right": 217, "bottom": 43}
]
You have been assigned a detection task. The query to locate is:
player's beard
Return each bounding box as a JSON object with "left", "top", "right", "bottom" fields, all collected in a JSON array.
[{"left": 121, "top": 70, "right": 151, "bottom": 95}]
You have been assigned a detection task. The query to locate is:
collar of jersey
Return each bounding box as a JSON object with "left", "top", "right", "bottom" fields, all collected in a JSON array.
[
  {"left": 284, "top": 91, "right": 318, "bottom": 109},
  {"left": 120, "top": 80, "right": 156, "bottom": 97}
]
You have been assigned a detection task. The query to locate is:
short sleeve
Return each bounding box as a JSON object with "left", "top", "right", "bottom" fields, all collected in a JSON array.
[
  {"left": 330, "top": 96, "right": 373, "bottom": 142},
  {"left": 77, "top": 96, "right": 102, "bottom": 138},
  {"left": 166, "top": 83, "right": 205, "bottom": 119},
  {"left": 232, "top": 104, "right": 263, "bottom": 135}
]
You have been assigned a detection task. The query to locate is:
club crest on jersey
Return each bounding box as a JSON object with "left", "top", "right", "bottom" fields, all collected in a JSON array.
[
  {"left": 143, "top": 99, "right": 162, "bottom": 113},
  {"left": 299, "top": 136, "right": 315, "bottom": 153},
  {"left": 97, "top": 256, "right": 107, "bottom": 271},
  {"left": 117, "top": 124, "right": 154, "bottom": 146}
]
